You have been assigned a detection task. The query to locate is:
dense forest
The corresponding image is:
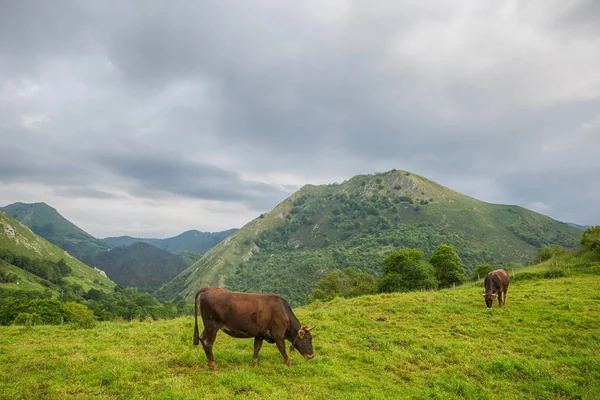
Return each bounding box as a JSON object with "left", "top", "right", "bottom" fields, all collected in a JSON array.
[
  {"left": 226, "top": 176, "right": 581, "bottom": 305},
  {"left": 0, "top": 248, "right": 188, "bottom": 327},
  {"left": 88, "top": 242, "right": 189, "bottom": 287}
]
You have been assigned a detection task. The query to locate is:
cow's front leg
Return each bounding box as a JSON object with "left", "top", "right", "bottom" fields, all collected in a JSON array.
[
  {"left": 275, "top": 339, "right": 292, "bottom": 366},
  {"left": 502, "top": 290, "right": 508, "bottom": 306},
  {"left": 498, "top": 291, "right": 503, "bottom": 307},
  {"left": 253, "top": 337, "right": 263, "bottom": 367}
]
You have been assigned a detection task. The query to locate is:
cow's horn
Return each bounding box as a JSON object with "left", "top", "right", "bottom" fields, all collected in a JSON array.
[
  {"left": 305, "top": 325, "right": 315, "bottom": 331},
  {"left": 481, "top": 293, "right": 486, "bottom": 297}
]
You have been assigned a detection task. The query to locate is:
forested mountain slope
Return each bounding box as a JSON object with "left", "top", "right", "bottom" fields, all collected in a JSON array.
[{"left": 159, "top": 170, "right": 582, "bottom": 305}]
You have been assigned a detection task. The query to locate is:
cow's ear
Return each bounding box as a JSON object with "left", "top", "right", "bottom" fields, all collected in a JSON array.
[{"left": 298, "top": 329, "right": 305, "bottom": 338}]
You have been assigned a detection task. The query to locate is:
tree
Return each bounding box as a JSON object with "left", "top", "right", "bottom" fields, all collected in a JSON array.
[
  {"left": 308, "top": 268, "right": 377, "bottom": 303},
  {"left": 55, "top": 258, "right": 71, "bottom": 276},
  {"left": 581, "top": 226, "right": 600, "bottom": 254},
  {"left": 472, "top": 264, "right": 493, "bottom": 280},
  {"left": 535, "top": 246, "right": 568, "bottom": 264},
  {"left": 429, "top": 244, "right": 465, "bottom": 288},
  {"left": 378, "top": 272, "right": 403, "bottom": 293},
  {"left": 379, "top": 249, "right": 437, "bottom": 292}
]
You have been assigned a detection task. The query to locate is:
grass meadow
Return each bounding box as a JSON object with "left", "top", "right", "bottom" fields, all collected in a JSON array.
[{"left": 1, "top": 272, "right": 599, "bottom": 399}]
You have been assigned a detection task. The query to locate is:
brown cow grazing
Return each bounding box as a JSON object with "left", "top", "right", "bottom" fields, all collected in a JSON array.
[
  {"left": 481, "top": 269, "right": 510, "bottom": 308},
  {"left": 193, "top": 288, "right": 315, "bottom": 371}
]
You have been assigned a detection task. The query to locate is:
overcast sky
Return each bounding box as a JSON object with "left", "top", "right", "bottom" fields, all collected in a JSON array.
[{"left": 1, "top": 0, "right": 599, "bottom": 238}]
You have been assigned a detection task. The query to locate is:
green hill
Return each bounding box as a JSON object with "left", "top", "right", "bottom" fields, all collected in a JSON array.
[
  {"left": 102, "top": 229, "right": 238, "bottom": 254},
  {"left": 0, "top": 211, "right": 114, "bottom": 294},
  {"left": 1, "top": 268, "right": 598, "bottom": 399},
  {"left": 1, "top": 202, "right": 112, "bottom": 264},
  {"left": 89, "top": 242, "right": 190, "bottom": 287},
  {"left": 160, "top": 170, "right": 582, "bottom": 305}
]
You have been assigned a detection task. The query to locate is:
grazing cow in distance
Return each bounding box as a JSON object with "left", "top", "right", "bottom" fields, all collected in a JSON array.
[
  {"left": 481, "top": 269, "right": 510, "bottom": 308},
  {"left": 193, "top": 288, "right": 315, "bottom": 371}
]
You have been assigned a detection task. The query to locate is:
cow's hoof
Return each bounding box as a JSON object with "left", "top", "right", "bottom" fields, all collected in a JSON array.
[
  {"left": 253, "top": 360, "right": 258, "bottom": 367},
  {"left": 208, "top": 362, "right": 218, "bottom": 373},
  {"left": 286, "top": 359, "right": 292, "bottom": 366}
]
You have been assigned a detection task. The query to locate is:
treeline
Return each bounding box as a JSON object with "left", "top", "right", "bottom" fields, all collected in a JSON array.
[
  {"left": 309, "top": 226, "right": 600, "bottom": 303},
  {"left": 0, "top": 284, "right": 190, "bottom": 327},
  {"left": 0, "top": 248, "right": 71, "bottom": 286},
  {"left": 88, "top": 242, "right": 189, "bottom": 287},
  {"left": 0, "top": 247, "right": 190, "bottom": 327},
  {"left": 308, "top": 243, "right": 467, "bottom": 302}
]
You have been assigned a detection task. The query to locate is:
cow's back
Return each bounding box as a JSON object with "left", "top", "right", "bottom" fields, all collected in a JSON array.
[
  {"left": 485, "top": 269, "right": 509, "bottom": 292},
  {"left": 198, "top": 288, "right": 290, "bottom": 336}
]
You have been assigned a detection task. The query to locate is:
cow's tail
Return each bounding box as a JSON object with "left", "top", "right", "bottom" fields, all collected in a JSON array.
[{"left": 193, "top": 289, "right": 204, "bottom": 346}]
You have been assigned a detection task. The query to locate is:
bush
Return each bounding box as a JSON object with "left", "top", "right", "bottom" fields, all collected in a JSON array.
[
  {"left": 380, "top": 249, "right": 438, "bottom": 292},
  {"left": 472, "top": 264, "right": 493, "bottom": 280},
  {"left": 543, "top": 269, "right": 567, "bottom": 279},
  {"left": 581, "top": 226, "right": 600, "bottom": 253},
  {"left": 13, "top": 312, "right": 43, "bottom": 327},
  {"left": 61, "top": 302, "right": 97, "bottom": 329},
  {"left": 0, "top": 298, "right": 65, "bottom": 325},
  {"left": 429, "top": 244, "right": 465, "bottom": 288},
  {"left": 535, "top": 246, "right": 568, "bottom": 264},
  {"left": 308, "top": 268, "right": 378, "bottom": 302}
]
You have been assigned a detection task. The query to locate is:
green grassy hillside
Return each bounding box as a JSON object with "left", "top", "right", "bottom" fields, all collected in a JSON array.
[
  {"left": 0, "top": 211, "right": 114, "bottom": 294},
  {"left": 1, "top": 202, "right": 112, "bottom": 264},
  {"left": 1, "top": 269, "right": 598, "bottom": 399},
  {"left": 162, "top": 170, "right": 581, "bottom": 304},
  {"left": 103, "top": 229, "right": 238, "bottom": 254}
]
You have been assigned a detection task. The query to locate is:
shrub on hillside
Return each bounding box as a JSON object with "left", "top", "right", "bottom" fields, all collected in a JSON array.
[
  {"left": 61, "top": 302, "right": 97, "bottom": 329},
  {"left": 13, "top": 312, "right": 43, "bottom": 327},
  {"left": 429, "top": 244, "right": 466, "bottom": 288},
  {"left": 0, "top": 298, "right": 65, "bottom": 325},
  {"left": 472, "top": 264, "right": 493, "bottom": 280},
  {"left": 535, "top": 246, "right": 569, "bottom": 264},
  {"left": 581, "top": 226, "right": 600, "bottom": 254},
  {"left": 307, "top": 268, "right": 378, "bottom": 303},
  {"left": 379, "top": 249, "right": 438, "bottom": 292}
]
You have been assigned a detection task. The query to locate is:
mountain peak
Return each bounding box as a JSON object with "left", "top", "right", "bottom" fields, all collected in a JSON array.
[{"left": 161, "top": 170, "right": 582, "bottom": 305}]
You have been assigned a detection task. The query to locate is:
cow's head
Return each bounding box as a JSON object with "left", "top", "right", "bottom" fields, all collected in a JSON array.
[
  {"left": 481, "top": 292, "right": 497, "bottom": 309},
  {"left": 290, "top": 326, "right": 315, "bottom": 360}
]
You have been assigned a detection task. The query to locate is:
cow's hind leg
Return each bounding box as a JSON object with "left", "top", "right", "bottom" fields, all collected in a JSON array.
[
  {"left": 253, "top": 337, "right": 263, "bottom": 367},
  {"left": 498, "top": 291, "right": 503, "bottom": 307},
  {"left": 199, "top": 322, "right": 220, "bottom": 372},
  {"left": 274, "top": 338, "right": 292, "bottom": 366},
  {"left": 503, "top": 289, "right": 508, "bottom": 306}
]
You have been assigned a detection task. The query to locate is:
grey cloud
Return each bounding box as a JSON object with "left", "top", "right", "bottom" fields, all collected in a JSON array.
[
  {"left": 1, "top": 0, "right": 599, "bottom": 236},
  {"left": 95, "top": 150, "right": 289, "bottom": 209},
  {"left": 52, "top": 187, "right": 121, "bottom": 200}
]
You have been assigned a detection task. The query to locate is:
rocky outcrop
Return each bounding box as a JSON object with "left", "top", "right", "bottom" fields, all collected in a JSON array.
[{"left": 2, "top": 223, "right": 15, "bottom": 239}]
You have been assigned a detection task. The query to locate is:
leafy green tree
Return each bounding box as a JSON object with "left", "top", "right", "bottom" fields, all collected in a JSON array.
[
  {"left": 61, "top": 302, "right": 97, "bottom": 328},
  {"left": 379, "top": 249, "right": 437, "bottom": 292},
  {"left": 378, "top": 273, "right": 403, "bottom": 293},
  {"left": 429, "top": 244, "right": 465, "bottom": 288},
  {"left": 55, "top": 258, "right": 71, "bottom": 276},
  {"left": 308, "top": 268, "right": 377, "bottom": 302},
  {"left": 535, "top": 246, "right": 568, "bottom": 264},
  {"left": 472, "top": 264, "right": 493, "bottom": 280},
  {"left": 581, "top": 226, "right": 600, "bottom": 254}
]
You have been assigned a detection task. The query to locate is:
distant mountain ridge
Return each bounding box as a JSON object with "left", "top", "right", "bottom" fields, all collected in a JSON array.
[
  {"left": 1, "top": 202, "right": 238, "bottom": 267},
  {"left": 1, "top": 202, "right": 111, "bottom": 264},
  {"left": 88, "top": 242, "right": 189, "bottom": 287},
  {"left": 567, "top": 222, "right": 591, "bottom": 231},
  {"left": 103, "top": 229, "right": 238, "bottom": 254},
  {"left": 159, "top": 169, "right": 583, "bottom": 305},
  {"left": 0, "top": 211, "right": 114, "bottom": 294}
]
